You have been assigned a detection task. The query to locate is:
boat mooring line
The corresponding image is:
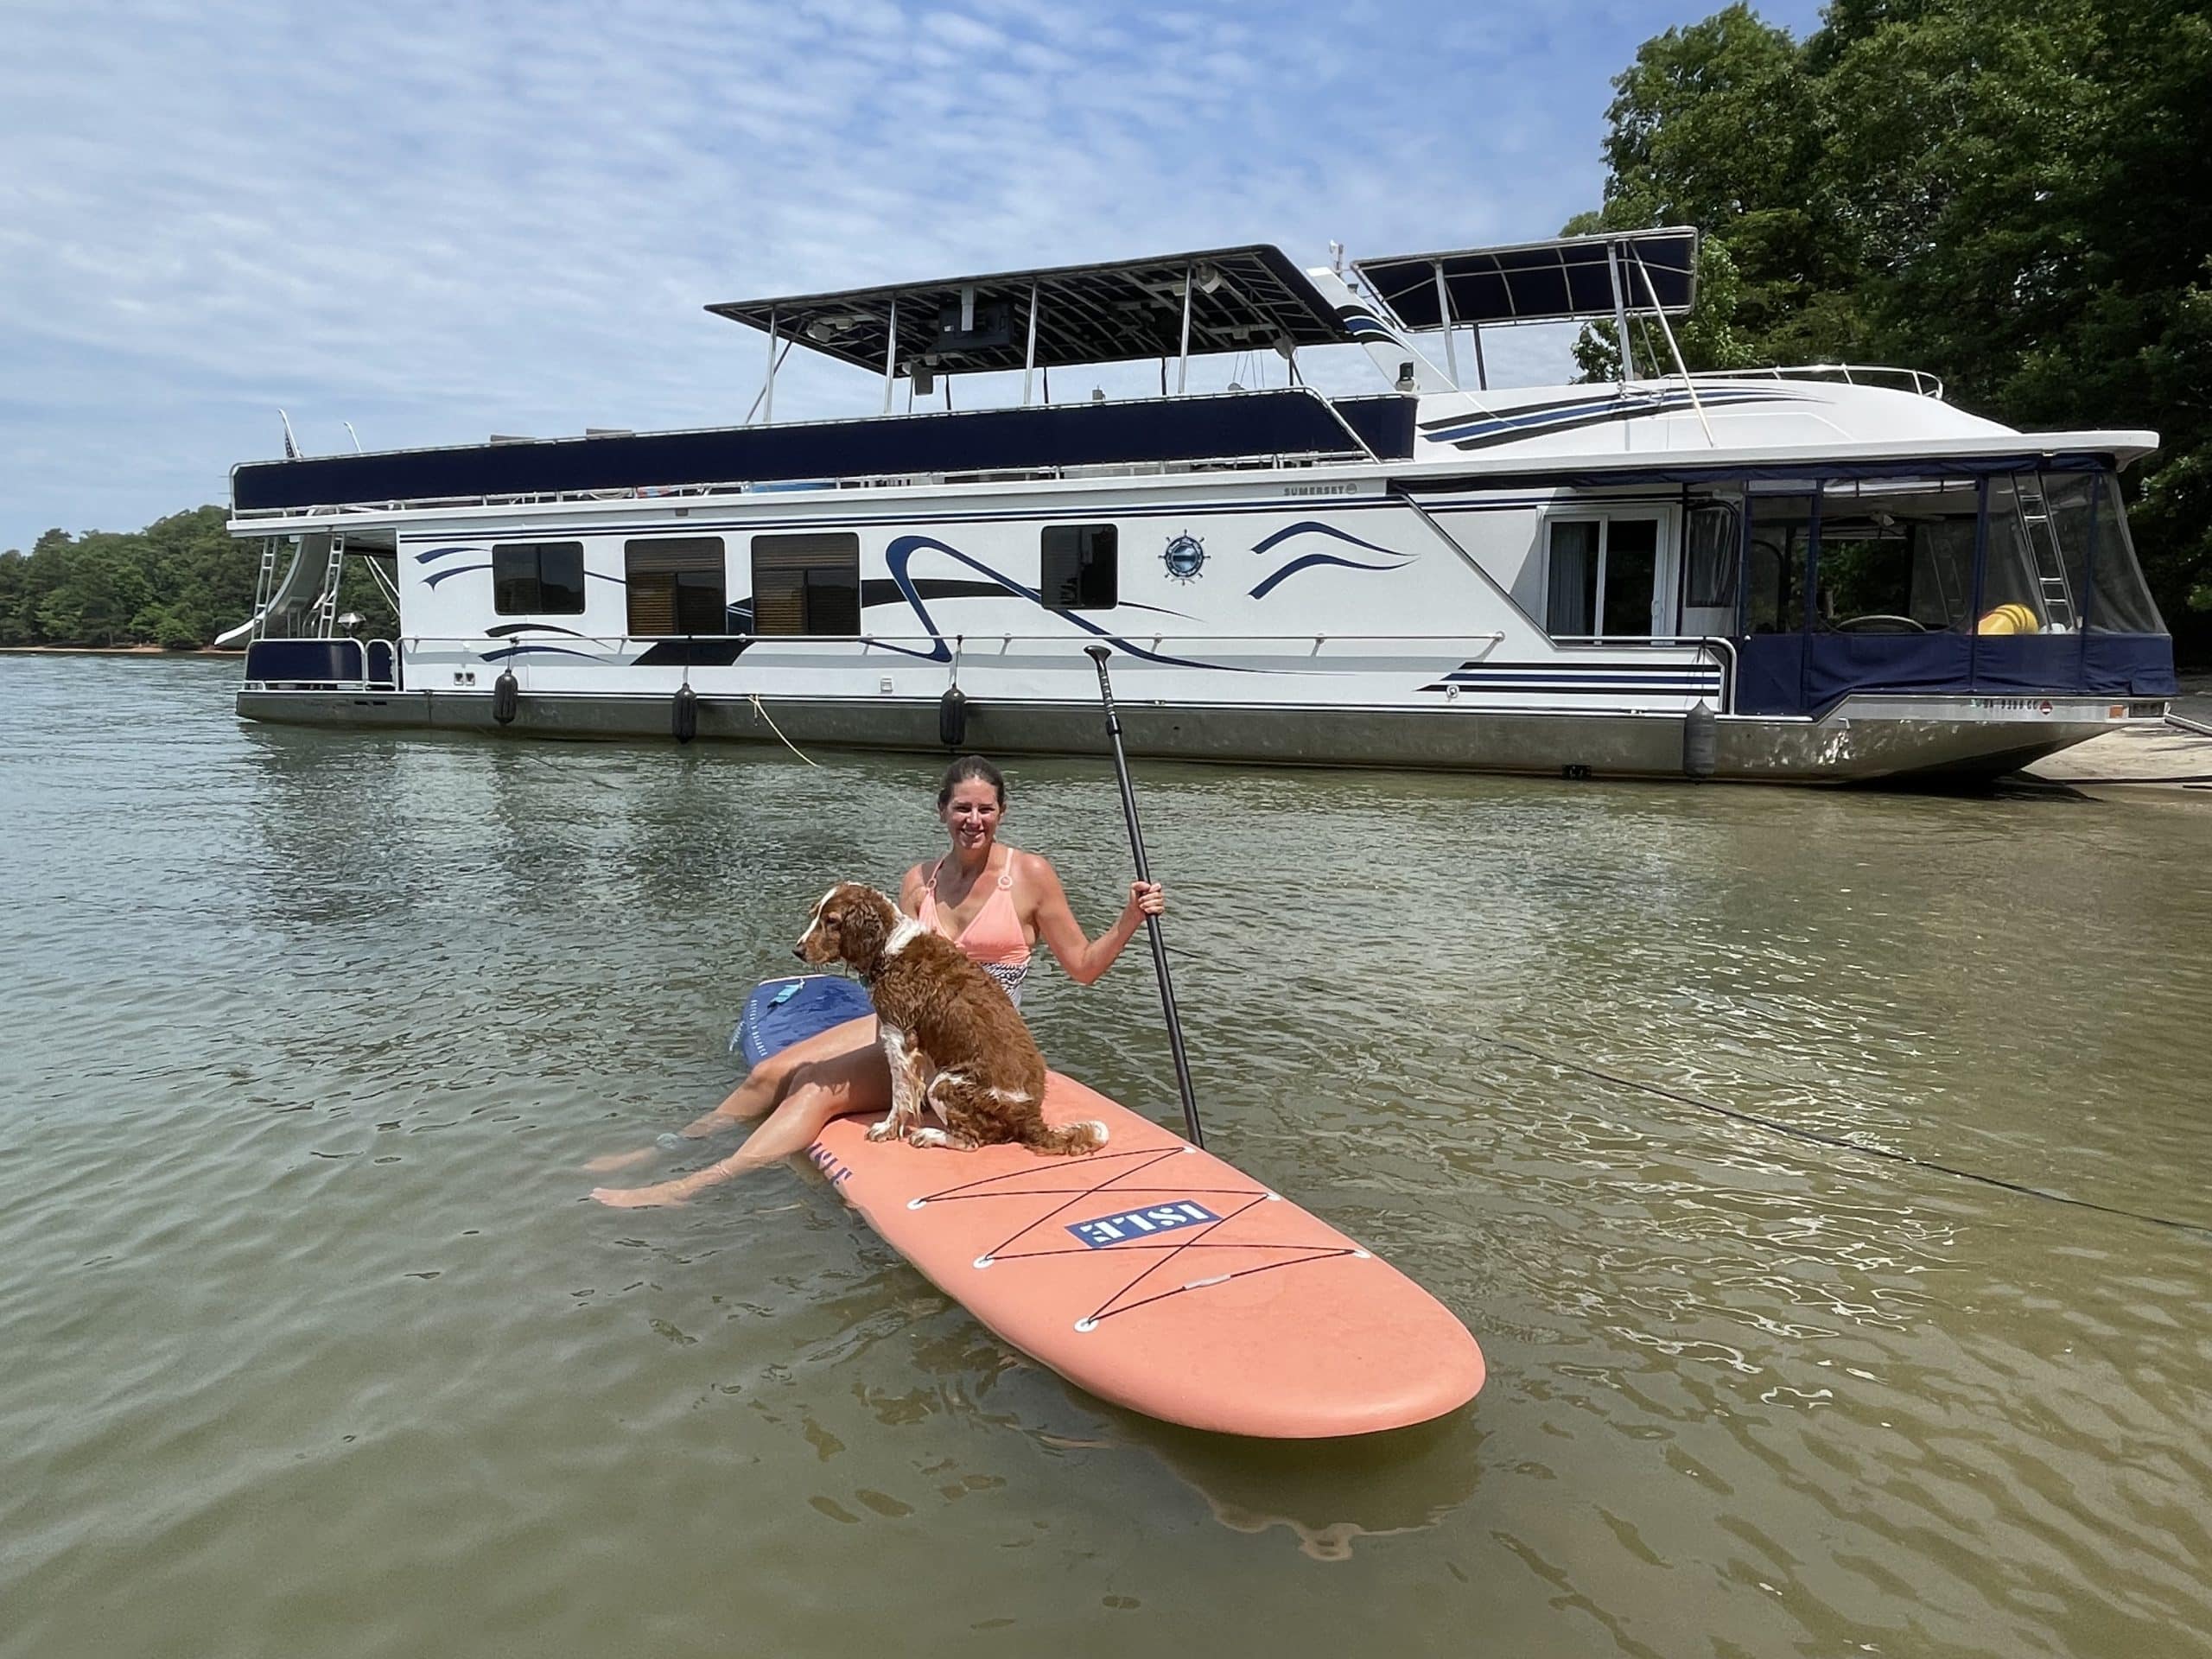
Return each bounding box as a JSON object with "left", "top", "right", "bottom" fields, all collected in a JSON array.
[
  {"left": 1470, "top": 1030, "right": 2212, "bottom": 1242},
  {"left": 496, "top": 747, "right": 629, "bottom": 791},
  {"left": 745, "top": 693, "right": 822, "bottom": 766}
]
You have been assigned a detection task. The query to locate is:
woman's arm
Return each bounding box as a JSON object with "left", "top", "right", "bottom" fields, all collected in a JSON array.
[
  {"left": 1025, "top": 853, "right": 1163, "bottom": 986},
  {"left": 899, "top": 861, "right": 928, "bottom": 917}
]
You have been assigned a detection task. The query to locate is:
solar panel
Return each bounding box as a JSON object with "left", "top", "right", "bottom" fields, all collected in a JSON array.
[
  {"left": 1352, "top": 228, "right": 1699, "bottom": 331},
  {"left": 705, "top": 245, "right": 1353, "bottom": 376}
]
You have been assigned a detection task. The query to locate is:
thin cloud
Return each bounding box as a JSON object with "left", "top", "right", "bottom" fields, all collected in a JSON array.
[{"left": 0, "top": 0, "right": 1826, "bottom": 548}]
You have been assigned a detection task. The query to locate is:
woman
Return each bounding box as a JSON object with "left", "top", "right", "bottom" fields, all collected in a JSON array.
[{"left": 589, "top": 755, "right": 1163, "bottom": 1207}]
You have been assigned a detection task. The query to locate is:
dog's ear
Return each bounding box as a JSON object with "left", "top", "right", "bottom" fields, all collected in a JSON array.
[{"left": 836, "top": 886, "right": 888, "bottom": 967}]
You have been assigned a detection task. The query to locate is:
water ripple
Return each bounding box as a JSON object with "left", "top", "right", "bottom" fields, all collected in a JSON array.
[{"left": 2, "top": 656, "right": 2209, "bottom": 1657}]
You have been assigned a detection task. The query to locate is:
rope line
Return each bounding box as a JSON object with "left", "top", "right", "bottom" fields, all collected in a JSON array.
[
  {"left": 885, "top": 1127, "right": 1375, "bottom": 1325},
  {"left": 746, "top": 693, "right": 820, "bottom": 766},
  {"left": 914, "top": 1182, "right": 1263, "bottom": 1205},
  {"left": 1080, "top": 1190, "right": 1281, "bottom": 1326},
  {"left": 915, "top": 1144, "right": 1180, "bottom": 1205},
  {"left": 1471, "top": 1029, "right": 2212, "bottom": 1242},
  {"left": 976, "top": 1146, "right": 1192, "bottom": 1264},
  {"left": 985, "top": 1238, "right": 1343, "bottom": 1264},
  {"left": 1086, "top": 1250, "right": 1364, "bottom": 1327}
]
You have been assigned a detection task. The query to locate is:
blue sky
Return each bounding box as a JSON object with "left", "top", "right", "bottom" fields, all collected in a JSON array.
[{"left": 0, "top": 0, "right": 1825, "bottom": 555}]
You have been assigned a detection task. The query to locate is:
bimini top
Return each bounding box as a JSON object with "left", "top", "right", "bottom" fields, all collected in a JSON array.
[
  {"left": 705, "top": 245, "right": 1353, "bottom": 375},
  {"left": 1354, "top": 227, "right": 1699, "bottom": 331}
]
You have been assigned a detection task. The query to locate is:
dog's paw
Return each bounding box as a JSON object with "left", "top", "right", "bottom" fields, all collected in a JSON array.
[
  {"left": 864, "top": 1118, "right": 903, "bottom": 1143},
  {"left": 908, "top": 1127, "right": 950, "bottom": 1149}
]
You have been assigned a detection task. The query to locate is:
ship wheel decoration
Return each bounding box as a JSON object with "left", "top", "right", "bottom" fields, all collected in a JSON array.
[{"left": 1161, "top": 531, "right": 1207, "bottom": 583}]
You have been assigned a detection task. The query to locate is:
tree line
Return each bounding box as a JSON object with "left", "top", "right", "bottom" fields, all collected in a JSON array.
[
  {"left": 0, "top": 507, "right": 394, "bottom": 650},
  {"left": 1569, "top": 0, "right": 2210, "bottom": 658}
]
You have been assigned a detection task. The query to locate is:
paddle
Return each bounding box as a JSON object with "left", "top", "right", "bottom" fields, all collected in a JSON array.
[{"left": 1084, "top": 645, "right": 1205, "bottom": 1148}]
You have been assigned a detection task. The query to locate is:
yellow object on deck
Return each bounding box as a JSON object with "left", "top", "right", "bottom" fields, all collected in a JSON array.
[{"left": 1977, "top": 603, "right": 2041, "bottom": 635}]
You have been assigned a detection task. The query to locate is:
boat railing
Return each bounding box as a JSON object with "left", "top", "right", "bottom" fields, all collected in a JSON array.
[
  {"left": 247, "top": 630, "right": 1736, "bottom": 709},
  {"left": 1686, "top": 364, "right": 1945, "bottom": 399},
  {"left": 400, "top": 631, "right": 1515, "bottom": 655},
  {"left": 226, "top": 448, "right": 1372, "bottom": 524},
  {"left": 241, "top": 636, "right": 400, "bottom": 690},
  {"left": 1545, "top": 634, "right": 1736, "bottom": 713}
]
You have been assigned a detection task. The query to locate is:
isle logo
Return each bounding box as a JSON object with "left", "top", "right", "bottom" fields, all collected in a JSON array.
[{"left": 1067, "top": 1202, "right": 1220, "bottom": 1248}]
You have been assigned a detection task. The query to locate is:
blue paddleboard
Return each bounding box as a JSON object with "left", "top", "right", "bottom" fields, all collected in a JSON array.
[{"left": 732, "top": 974, "right": 874, "bottom": 1066}]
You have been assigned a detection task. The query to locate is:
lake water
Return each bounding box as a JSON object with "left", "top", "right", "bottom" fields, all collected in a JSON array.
[{"left": 3, "top": 654, "right": 2209, "bottom": 1658}]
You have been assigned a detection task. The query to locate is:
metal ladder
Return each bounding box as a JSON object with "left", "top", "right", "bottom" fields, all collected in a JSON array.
[
  {"left": 1926, "top": 527, "right": 1968, "bottom": 624},
  {"left": 247, "top": 538, "right": 281, "bottom": 641},
  {"left": 310, "top": 534, "right": 347, "bottom": 637},
  {"left": 2015, "top": 488, "right": 2077, "bottom": 628}
]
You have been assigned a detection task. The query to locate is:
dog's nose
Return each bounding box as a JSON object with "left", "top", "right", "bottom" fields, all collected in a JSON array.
[{"left": 791, "top": 945, "right": 807, "bottom": 961}]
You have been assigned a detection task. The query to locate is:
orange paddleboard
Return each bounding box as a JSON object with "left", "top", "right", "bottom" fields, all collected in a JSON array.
[{"left": 741, "top": 976, "right": 1485, "bottom": 1438}]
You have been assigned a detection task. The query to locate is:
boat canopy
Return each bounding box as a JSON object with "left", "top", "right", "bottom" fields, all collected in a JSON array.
[
  {"left": 706, "top": 245, "right": 1355, "bottom": 376},
  {"left": 1354, "top": 228, "right": 1700, "bottom": 332}
]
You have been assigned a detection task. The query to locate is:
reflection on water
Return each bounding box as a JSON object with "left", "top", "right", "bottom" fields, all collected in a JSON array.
[{"left": 2, "top": 654, "right": 2209, "bottom": 1658}]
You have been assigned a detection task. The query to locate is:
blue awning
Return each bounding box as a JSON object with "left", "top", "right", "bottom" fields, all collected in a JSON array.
[{"left": 1353, "top": 229, "right": 1699, "bottom": 331}]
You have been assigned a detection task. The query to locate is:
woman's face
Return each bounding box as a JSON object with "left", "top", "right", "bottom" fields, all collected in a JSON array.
[{"left": 939, "top": 778, "right": 1004, "bottom": 853}]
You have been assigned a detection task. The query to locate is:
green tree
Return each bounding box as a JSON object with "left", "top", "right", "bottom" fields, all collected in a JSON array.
[
  {"left": 1572, "top": 0, "right": 2212, "bottom": 656},
  {"left": 0, "top": 507, "right": 394, "bottom": 649}
]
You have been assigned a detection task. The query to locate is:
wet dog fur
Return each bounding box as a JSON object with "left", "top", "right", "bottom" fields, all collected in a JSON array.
[{"left": 793, "top": 881, "right": 1106, "bottom": 1155}]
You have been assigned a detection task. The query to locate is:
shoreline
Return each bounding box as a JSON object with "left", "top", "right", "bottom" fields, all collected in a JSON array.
[{"left": 0, "top": 645, "right": 242, "bottom": 657}]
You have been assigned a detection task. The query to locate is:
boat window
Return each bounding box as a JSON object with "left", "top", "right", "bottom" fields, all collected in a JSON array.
[
  {"left": 1601, "top": 519, "right": 1657, "bottom": 637},
  {"left": 1544, "top": 516, "right": 1662, "bottom": 638},
  {"left": 625, "top": 537, "right": 727, "bottom": 636},
  {"left": 1545, "top": 521, "right": 1599, "bottom": 635},
  {"left": 1684, "top": 505, "right": 1738, "bottom": 609},
  {"left": 752, "top": 533, "right": 861, "bottom": 635},
  {"left": 1811, "top": 517, "right": 1915, "bottom": 628},
  {"left": 2086, "top": 472, "right": 2164, "bottom": 632},
  {"left": 2000, "top": 469, "right": 2164, "bottom": 634},
  {"left": 1040, "top": 525, "right": 1117, "bottom": 610},
  {"left": 493, "top": 542, "right": 586, "bottom": 614},
  {"left": 1981, "top": 480, "right": 2056, "bottom": 632},
  {"left": 1800, "top": 478, "right": 1980, "bottom": 633},
  {"left": 1745, "top": 494, "right": 1816, "bottom": 633}
]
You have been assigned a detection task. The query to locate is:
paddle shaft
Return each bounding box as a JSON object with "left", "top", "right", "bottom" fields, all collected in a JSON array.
[{"left": 1084, "top": 646, "right": 1204, "bottom": 1148}]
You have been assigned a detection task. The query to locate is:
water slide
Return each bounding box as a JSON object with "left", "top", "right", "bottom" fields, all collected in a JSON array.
[{"left": 214, "top": 531, "right": 332, "bottom": 647}]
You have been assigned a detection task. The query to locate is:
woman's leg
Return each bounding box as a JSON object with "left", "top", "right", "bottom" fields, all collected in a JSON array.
[
  {"left": 707, "top": 1014, "right": 878, "bottom": 1126},
  {"left": 582, "top": 1015, "right": 876, "bottom": 1173},
  {"left": 588, "top": 1028, "right": 891, "bottom": 1207}
]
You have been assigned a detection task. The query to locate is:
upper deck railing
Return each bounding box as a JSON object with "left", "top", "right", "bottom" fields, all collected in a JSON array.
[{"left": 1688, "top": 364, "right": 1946, "bottom": 399}]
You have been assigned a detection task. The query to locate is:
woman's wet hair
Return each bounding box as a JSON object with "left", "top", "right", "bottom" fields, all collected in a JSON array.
[{"left": 937, "top": 754, "right": 1007, "bottom": 810}]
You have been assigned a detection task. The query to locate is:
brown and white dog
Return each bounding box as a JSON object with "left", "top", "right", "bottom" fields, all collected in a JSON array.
[{"left": 794, "top": 881, "right": 1106, "bottom": 1155}]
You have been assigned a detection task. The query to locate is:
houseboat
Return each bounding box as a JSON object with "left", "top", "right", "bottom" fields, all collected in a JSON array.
[{"left": 226, "top": 229, "right": 2177, "bottom": 782}]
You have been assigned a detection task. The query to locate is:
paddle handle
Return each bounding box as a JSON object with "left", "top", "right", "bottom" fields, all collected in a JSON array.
[{"left": 1085, "top": 645, "right": 1204, "bottom": 1148}]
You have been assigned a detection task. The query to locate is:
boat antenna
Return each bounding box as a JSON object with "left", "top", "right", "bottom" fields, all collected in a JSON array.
[
  {"left": 1084, "top": 645, "right": 1204, "bottom": 1148},
  {"left": 278, "top": 409, "right": 302, "bottom": 460},
  {"left": 343, "top": 421, "right": 363, "bottom": 454}
]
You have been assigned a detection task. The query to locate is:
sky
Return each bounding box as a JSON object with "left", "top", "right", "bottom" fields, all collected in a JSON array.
[{"left": 0, "top": 0, "right": 1826, "bottom": 555}]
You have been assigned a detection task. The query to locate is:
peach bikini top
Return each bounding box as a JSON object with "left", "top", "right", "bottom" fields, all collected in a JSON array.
[{"left": 918, "top": 849, "right": 1032, "bottom": 1006}]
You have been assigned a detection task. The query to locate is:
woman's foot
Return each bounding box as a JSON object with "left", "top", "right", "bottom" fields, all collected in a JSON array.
[
  {"left": 582, "top": 1147, "right": 656, "bottom": 1175},
  {"left": 590, "top": 1178, "right": 695, "bottom": 1209}
]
